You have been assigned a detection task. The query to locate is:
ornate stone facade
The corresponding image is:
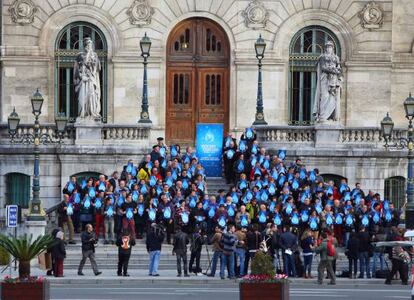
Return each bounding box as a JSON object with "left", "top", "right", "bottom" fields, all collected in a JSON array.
[
  {"left": 0, "top": 0, "right": 413, "bottom": 211},
  {"left": 241, "top": 0, "right": 269, "bottom": 29},
  {"left": 8, "top": 0, "right": 37, "bottom": 25},
  {"left": 359, "top": 2, "right": 384, "bottom": 29},
  {"left": 127, "top": 0, "right": 154, "bottom": 27}
]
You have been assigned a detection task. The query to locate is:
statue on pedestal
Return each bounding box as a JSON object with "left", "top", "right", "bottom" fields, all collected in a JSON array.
[
  {"left": 313, "top": 41, "right": 342, "bottom": 123},
  {"left": 74, "top": 37, "right": 101, "bottom": 121}
]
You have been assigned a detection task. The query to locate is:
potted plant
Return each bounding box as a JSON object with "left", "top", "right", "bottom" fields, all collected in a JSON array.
[
  {"left": 0, "top": 234, "right": 54, "bottom": 300},
  {"left": 240, "top": 251, "right": 289, "bottom": 300}
]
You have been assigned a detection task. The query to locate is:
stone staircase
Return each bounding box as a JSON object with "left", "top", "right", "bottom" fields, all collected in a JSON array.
[
  {"left": 59, "top": 176, "right": 353, "bottom": 274},
  {"left": 206, "top": 177, "right": 233, "bottom": 195},
  {"left": 63, "top": 240, "right": 213, "bottom": 272}
]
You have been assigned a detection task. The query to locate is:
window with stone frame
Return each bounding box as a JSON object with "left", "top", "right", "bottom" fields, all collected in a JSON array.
[
  {"left": 55, "top": 22, "right": 108, "bottom": 123},
  {"left": 384, "top": 176, "right": 406, "bottom": 210},
  {"left": 5, "top": 173, "right": 30, "bottom": 208},
  {"left": 289, "top": 26, "right": 341, "bottom": 126}
]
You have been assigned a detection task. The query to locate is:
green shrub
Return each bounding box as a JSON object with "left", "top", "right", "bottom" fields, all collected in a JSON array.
[
  {"left": 0, "top": 245, "right": 10, "bottom": 265},
  {"left": 250, "top": 251, "right": 275, "bottom": 277}
]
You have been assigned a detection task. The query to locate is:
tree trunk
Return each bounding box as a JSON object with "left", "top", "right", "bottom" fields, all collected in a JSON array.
[{"left": 19, "top": 260, "right": 31, "bottom": 279}]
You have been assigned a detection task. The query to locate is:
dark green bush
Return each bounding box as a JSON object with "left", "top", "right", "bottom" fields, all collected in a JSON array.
[{"left": 250, "top": 251, "right": 275, "bottom": 277}]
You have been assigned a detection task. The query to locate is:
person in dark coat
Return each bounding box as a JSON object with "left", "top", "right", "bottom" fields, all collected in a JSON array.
[
  {"left": 146, "top": 223, "right": 165, "bottom": 276},
  {"left": 346, "top": 232, "right": 360, "bottom": 278},
  {"left": 189, "top": 226, "right": 206, "bottom": 275},
  {"left": 46, "top": 228, "right": 61, "bottom": 276},
  {"left": 78, "top": 224, "right": 102, "bottom": 276},
  {"left": 51, "top": 231, "right": 66, "bottom": 277},
  {"left": 116, "top": 229, "right": 136, "bottom": 276},
  {"left": 173, "top": 226, "right": 190, "bottom": 277}
]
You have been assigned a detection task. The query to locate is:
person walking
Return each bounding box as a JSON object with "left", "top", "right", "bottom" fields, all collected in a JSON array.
[
  {"left": 173, "top": 226, "right": 190, "bottom": 277},
  {"left": 146, "top": 223, "right": 165, "bottom": 276},
  {"left": 346, "top": 231, "right": 360, "bottom": 279},
  {"left": 116, "top": 229, "right": 136, "bottom": 276},
  {"left": 78, "top": 224, "right": 102, "bottom": 276},
  {"left": 57, "top": 195, "right": 76, "bottom": 244},
  {"left": 315, "top": 232, "right": 336, "bottom": 285},
  {"left": 207, "top": 226, "right": 223, "bottom": 277},
  {"left": 51, "top": 231, "right": 66, "bottom": 277},
  {"left": 220, "top": 224, "right": 237, "bottom": 280},
  {"left": 385, "top": 245, "right": 410, "bottom": 285},
  {"left": 300, "top": 229, "right": 314, "bottom": 278}
]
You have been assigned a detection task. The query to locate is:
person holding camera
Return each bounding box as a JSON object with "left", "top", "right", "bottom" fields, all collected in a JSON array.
[
  {"left": 78, "top": 224, "right": 102, "bottom": 276},
  {"left": 146, "top": 223, "right": 165, "bottom": 276},
  {"left": 189, "top": 226, "right": 206, "bottom": 275}
]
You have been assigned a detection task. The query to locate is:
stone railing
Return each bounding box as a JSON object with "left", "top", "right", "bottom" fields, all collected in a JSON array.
[
  {"left": 255, "top": 125, "right": 408, "bottom": 148},
  {"left": 0, "top": 123, "right": 150, "bottom": 145},
  {"left": 102, "top": 125, "right": 150, "bottom": 141},
  {"left": 256, "top": 126, "right": 315, "bottom": 143},
  {"left": 339, "top": 127, "right": 407, "bottom": 145},
  {"left": 0, "top": 123, "right": 76, "bottom": 144}
]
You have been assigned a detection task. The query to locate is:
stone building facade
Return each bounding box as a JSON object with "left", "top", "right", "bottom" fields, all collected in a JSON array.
[{"left": 0, "top": 0, "right": 413, "bottom": 214}]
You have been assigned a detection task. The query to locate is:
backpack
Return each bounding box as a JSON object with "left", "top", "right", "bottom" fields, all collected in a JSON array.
[{"left": 327, "top": 237, "right": 336, "bottom": 257}]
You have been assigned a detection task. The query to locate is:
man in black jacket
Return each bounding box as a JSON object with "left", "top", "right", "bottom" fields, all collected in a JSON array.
[
  {"left": 78, "top": 224, "right": 102, "bottom": 276},
  {"left": 146, "top": 223, "right": 165, "bottom": 276},
  {"left": 173, "top": 226, "right": 190, "bottom": 277},
  {"left": 116, "top": 229, "right": 136, "bottom": 276}
]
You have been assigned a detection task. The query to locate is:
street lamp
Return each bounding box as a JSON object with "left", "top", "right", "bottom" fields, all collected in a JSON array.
[
  {"left": 138, "top": 32, "right": 152, "bottom": 124},
  {"left": 253, "top": 34, "right": 267, "bottom": 125},
  {"left": 380, "top": 93, "right": 414, "bottom": 229},
  {"left": 7, "top": 89, "right": 67, "bottom": 221}
]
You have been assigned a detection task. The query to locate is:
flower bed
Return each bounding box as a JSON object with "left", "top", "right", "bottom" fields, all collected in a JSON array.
[
  {"left": 240, "top": 274, "right": 290, "bottom": 300},
  {"left": 1, "top": 276, "right": 50, "bottom": 300}
]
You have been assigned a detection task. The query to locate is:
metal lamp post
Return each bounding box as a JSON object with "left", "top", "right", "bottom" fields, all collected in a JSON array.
[
  {"left": 138, "top": 32, "right": 152, "bottom": 124},
  {"left": 380, "top": 93, "right": 414, "bottom": 228},
  {"left": 253, "top": 34, "right": 267, "bottom": 125},
  {"left": 7, "top": 89, "right": 68, "bottom": 221}
]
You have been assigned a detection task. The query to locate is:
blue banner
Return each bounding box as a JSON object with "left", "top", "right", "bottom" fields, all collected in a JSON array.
[{"left": 196, "top": 123, "right": 224, "bottom": 177}]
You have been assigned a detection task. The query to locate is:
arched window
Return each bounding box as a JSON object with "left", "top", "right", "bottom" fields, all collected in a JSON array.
[
  {"left": 71, "top": 172, "right": 102, "bottom": 185},
  {"left": 384, "top": 176, "right": 406, "bottom": 210},
  {"left": 289, "top": 26, "right": 341, "bottom": 126},
  {"left": 321, "top": 173, "right": 347, "bottom": 188},
  {"left": 6, "top": 173, "right": 30, "bottom": 208},
  {"left": 55, "top": 22, "right": 108, "bottom": 123}
]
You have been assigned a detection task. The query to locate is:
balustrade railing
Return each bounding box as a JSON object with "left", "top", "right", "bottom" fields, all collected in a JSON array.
[
  {"left": 0, "top": 123, "right": 150, "bottom": 145},
  {"left": 255, "top": 126, "right": 408, "bottom": 148},
  {"left": 256, "top": 126, "right": 315, "bottom": 143},
  {"left": 102, "top": 125, "right": 150, "bottom": 141}
]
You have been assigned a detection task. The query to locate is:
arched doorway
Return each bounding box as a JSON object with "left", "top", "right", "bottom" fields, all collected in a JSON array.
[{"left": 166, "top": 18, "right": 230, "bottom": 144}]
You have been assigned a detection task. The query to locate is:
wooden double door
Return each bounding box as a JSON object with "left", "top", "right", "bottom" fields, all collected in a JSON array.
[{"left": 166, "top": 18, "right": 230, "bottom": 145}]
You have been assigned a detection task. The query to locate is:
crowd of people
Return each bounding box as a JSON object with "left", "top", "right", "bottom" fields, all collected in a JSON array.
[{"left": 49, "top": 131, "right": 411, "bottom": 284}]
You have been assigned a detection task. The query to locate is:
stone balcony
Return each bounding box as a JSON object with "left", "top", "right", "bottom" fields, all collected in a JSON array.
[
  {"left": 0, "top": 123, "right": 151, "bottom": 154},
  {"left": 254, "top": 125, "right": 408, "bottom": 151}
]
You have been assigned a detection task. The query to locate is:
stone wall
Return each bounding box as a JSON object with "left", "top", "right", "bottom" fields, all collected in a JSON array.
[
  {"left": 0, "top": 144, "right": 148, "bottom": 213},
  {"left": 0, "top": 0, "right": 410, "bottom": 130}
]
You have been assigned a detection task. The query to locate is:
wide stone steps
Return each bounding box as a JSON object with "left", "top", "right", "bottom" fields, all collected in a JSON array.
[
  {"left": 62, "top": 242, "right": 352, "bottom": 272},
  {"left": 206, "top": 177, "right": 233, "bottom": 194}
]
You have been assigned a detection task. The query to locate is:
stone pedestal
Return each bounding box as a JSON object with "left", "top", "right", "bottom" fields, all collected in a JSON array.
[
  {"left": 74, "top": 119, "right": 103, "bottom": 145},
  {"left": 25, "top": 220, "right": 47, "bottom": 240},
  {"left": 314, "top": 123, "right": 342, "bottom": 148}
]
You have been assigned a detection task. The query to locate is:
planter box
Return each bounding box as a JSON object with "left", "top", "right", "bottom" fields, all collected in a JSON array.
[
  {"left": 1, "top": 280, "right": 50, "bottom": 300},
  {"left": 239, "top": 281, "right": 289, "bottom": 300}
]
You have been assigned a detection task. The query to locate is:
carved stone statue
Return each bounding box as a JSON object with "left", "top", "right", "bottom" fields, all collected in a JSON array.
[
  {"left": 74, "top": 37, "right": 101, "bottom": 120},
  {"left": 313, "top": 41, "right": 342, "bottom": 123}
]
